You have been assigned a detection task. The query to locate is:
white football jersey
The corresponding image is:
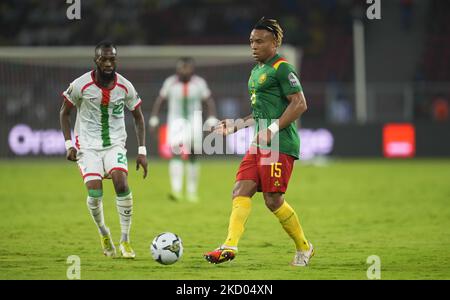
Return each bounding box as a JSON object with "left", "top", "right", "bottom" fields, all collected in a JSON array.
[
  {"left": 62, "top": 71, "right": 142, "bottom": 151},
  {"left": 159, "top": 74, "right": 211, "bottom": 123},
  {"left": 159, "top": 75, "right": 211, "bottom": 151}
]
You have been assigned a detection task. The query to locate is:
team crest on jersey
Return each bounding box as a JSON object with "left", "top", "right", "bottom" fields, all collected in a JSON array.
[
  {"left": 288, "top": 72, "right": 300, "bottom": 87},
  {"left": 258, "top": 73, "right": 267, "bottom": 84},
  {"left": 274, "top": 180, "right": 281, "bottom": 187}
]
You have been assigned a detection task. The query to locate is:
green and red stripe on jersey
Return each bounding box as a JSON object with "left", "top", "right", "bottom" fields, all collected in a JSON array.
[
  {"left": 272, "top": 57, "right": 288, "bottom": 70},
  {"left": 90, "top": 70, "right": 117, "bottom": 148},
  {"left": 182, "top": 82, "right": 189, "bottom": 118},
  {"left": 100, "top": 89, "right": 111, "bottom": 148}
]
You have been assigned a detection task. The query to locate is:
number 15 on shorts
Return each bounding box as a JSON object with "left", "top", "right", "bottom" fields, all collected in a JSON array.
[{"left": 270, "top": 163, "right": 282, "bottom": 178}]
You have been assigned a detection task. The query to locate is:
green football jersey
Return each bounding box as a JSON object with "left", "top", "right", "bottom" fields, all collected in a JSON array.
[{"left": 248, "top": 53, "right": 303, "bottom": 159}]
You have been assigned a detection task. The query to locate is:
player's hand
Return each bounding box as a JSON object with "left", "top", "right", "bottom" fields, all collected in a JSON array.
[
  {"left": 136, "top": 154, "right": 148, "bottom": 179},
  {"left": 66, "top": 147, "right": 78, "bottom": 162},
  {"left": 149, "top": 116, "right": 159, "bottom": 136},
  {"left": 213, "top": 119, "right": 235, "bottom": 136},
  {"left": 254, "top": 129, "right": 273, "bottom": 146}
]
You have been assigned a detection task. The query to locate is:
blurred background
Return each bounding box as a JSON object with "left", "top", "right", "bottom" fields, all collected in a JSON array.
[{"left": 0, "top": 0, "right": 449, "bottom": 159}]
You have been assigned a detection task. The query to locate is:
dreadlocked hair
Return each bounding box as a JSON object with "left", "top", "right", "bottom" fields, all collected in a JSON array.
[{"left": 254, "top": 17, "right": 284, "bottom": 47}]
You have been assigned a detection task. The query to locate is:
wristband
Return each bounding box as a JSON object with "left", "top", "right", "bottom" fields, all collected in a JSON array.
[
  {"left": 65, "top": 140, "right": 74, "bottom": 151},
  {"left": 138, "top": 146, "right": 147, "bottom": 156},
  {"left": 268, "top": 122, "right": 279, "bottom": 134},
  {"left": 149, "top": 116, "right": 159, "bottom": 127}
]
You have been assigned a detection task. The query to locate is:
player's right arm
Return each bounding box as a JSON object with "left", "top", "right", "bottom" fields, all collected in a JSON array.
[
  {"left": 214, "top": 114, "right": 255, "bottom": 136},
  {"left": 60, "top": 80, "right": 82, "bottom": 162},
  {"left": 148, "top": 95, "right": 167, "bottom": 130},
  {"left": 149, "top": 77, "right": 173, "bottom": 130},
  {"left": 59, "top": 100, "right": 77, "bottom": 161}
]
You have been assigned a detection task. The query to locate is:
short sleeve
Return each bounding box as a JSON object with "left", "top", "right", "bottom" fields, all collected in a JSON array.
[
  {"left": 275, "top": 63, "right": 303, "bottom": 96},
  {"left": 125, "top": 84, "right": 142, "bottom": 111},
  {"left": 62, "top": 81, "right": 82, "bottom": 107},
  {"left": 198, "top": 78, "right": 211, "bottom": 99},
  {"left": 159, "top": 77, "right": 172, "bottom": 98}
]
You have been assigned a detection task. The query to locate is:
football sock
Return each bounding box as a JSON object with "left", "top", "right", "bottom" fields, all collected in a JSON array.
[
  {"left": 86, "top": 189, "right": 109, "bottom": 236},
  {"left": 116, "top": 190, "right": 133, "bottom": 243},
  {"left": 223, "top": 196, "right": 252, "bottom": 248},
  {"left": 273, "top": 201, "right": 310, "bottom": 251},
  {"left": 169, "top": 158, "right": 183, "bottom": 195},
  {"left": 187, "top": 161, "right": 199, "bottom": 197}
]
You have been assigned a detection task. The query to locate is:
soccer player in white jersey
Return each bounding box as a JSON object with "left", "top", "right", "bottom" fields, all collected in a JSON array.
[
  {"left": 149, "top": 57, "right": 217, "bottom": 202},
  {"left": 60, "top": 41, "right": 148, "bottom": 258}
]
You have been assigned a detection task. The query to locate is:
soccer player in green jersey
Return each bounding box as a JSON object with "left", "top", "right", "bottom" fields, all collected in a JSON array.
[{"left": 204, "top": 18, "right": 314, "bottom": 266}]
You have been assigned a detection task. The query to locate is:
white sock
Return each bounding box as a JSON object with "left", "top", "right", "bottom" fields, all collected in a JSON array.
[
  {"left": 169, "top": 159, "right": 184, "bottom": 194},
  {"left": 86, "top": 196, "right": 109, "bottom": 236},
  {"left": 187, "top": 161, "right": 199, "bottom": 196},
  {"left": 116, "top": 191, "right": 133, "bottom": 243}
]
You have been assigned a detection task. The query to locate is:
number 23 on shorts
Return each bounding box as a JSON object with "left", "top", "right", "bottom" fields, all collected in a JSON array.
[
  {"left": 117, "top": 153, "right": 127, "bottom": 165},
  {"left": 270, "top": 163, "right": 282, "bottom": 178}
]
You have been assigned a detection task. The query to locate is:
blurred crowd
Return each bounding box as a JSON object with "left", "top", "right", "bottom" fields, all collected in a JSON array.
[
  {"left": 0, "top": 0, "right": 357, "bottom": 51},
  {"left": 0, "top": 0, "right": 448, "bottom": 123}
]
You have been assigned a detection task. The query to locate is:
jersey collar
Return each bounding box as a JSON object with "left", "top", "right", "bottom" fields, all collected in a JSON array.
[
  {"left": 264, "top": 53, "right": 281, "bottom": 67},
  {"left": 91, "top": 70, "right": 118, "bottom": 91}
]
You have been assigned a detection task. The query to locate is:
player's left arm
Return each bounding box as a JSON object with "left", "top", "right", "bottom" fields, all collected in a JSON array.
[
  {"left": 256, "top": 92, "right": 307, "bottom": 145},
  {"left": 203, "top": 95, "right": 219, "bottom": 129},
  {"left": 131, "top": 105, "right": 148, "bottom": 179},
  {"left": 200, "top": 79, "right": 219, "bottom": 129},
  {"left": 203, "top": 96, "right": 217, "bottom": 119},
  {"left": 272, "top": 62, "right": 307, "bottom": 131},
  {"left": 276, "top": 91, "right": 307, "bottom": 130},
  {"left": 125, "top": 83, "right": 147, "bottom": 179},
  {"left": 257, "top": 63, "right": 307, "bottom": 145}
]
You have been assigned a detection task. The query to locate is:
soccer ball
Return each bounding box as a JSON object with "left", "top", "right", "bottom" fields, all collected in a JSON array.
[{"left": 150, "top": 232, "right": 183, "bottom": 265}]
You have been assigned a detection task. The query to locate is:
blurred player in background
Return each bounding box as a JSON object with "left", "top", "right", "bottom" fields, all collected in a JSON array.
[
  {"left": 60, "top": 41, "right": 148, "bottom": 258},
  {"left": 149, "top": 57, "right": 218, "bottom": 202},
  {"left": 204, "top": 18, "right": 314, "bottom": 266}
]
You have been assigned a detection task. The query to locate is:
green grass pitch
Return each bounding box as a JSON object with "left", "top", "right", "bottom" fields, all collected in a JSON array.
[{"left": 0, "top": 158, "right": 449, "bottom": 280}]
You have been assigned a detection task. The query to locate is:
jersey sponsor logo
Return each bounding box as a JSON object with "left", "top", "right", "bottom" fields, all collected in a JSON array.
[
  {"left": 258, "top": 73, "right": 267, "bottom": 84},
  {"left": 288, "top": 72, "right": 300, "bottom": 87}
]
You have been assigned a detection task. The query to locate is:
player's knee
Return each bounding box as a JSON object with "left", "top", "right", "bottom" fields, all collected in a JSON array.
[
  {"left": 114, "top": 182, "right": 129, "bottom": 195},
  {"left": 86, "top": 180, "right": 102, "bottom": 191},
  {"left": 232, "top": 181, "right": 257, "bottom": 199},
  {"left": 87, "top": 189, "right": 103, "bottom": 207},
  {"left": 232, "top": 186, "right": 240, "bottom": 199},
  {"left": 263, "top": 193, "right": 284, "bottom": 211},
  {"left": 232, "top": 184, "right": 247, "bottom": 199}
]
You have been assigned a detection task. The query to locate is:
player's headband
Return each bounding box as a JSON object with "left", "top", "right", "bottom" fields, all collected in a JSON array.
[
  {"left": 254, "top": 17, "right": 277, "bottom": 34},
  {"left": 254, "top": 24, "right": 275, "bottom": 33}
]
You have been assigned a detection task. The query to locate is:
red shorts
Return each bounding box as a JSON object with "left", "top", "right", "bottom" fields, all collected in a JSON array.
[{"left": 236, "top": 147, "right": 296, "bottom": 193}]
